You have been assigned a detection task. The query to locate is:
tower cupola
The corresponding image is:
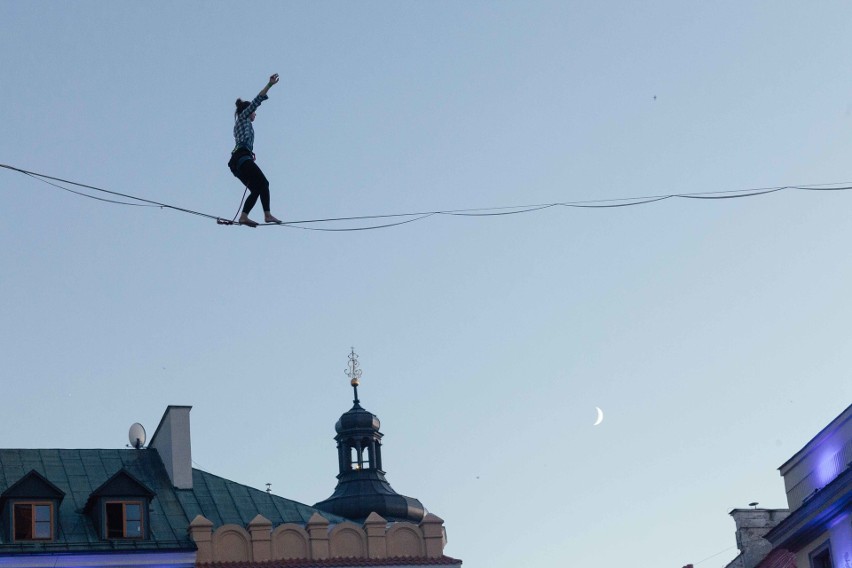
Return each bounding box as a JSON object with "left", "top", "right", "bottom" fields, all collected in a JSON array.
[{"left": 314, "top": 350, "right": 425, "bottom": 523}]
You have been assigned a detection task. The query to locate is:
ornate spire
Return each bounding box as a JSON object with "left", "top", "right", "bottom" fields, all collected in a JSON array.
[
  {"left": 345, "top": 347, "right": 362, "bottom": 405},
  {"left": 314, "top": 350, "right": 426, "bottom": 523}
]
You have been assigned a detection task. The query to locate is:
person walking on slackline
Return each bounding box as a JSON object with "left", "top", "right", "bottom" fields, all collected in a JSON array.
[{"left": 228, "top": 73, "right": 282, "bottom": 227}]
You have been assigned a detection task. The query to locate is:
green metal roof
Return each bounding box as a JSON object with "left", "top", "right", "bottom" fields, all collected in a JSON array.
[
  {"left": 0, "top": 449, "right": 347, "bottom": 555},
  {"left": 0, "top": 448, "right": 190, "bottom": 554},
  {"left": 178, "top": 468, "right": 347, "bottom": 527}
]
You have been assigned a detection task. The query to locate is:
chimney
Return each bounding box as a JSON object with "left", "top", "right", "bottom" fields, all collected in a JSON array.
[
  {"left": 729, "top": 509, "right": 790, "bottom": 568},
  {"left": 149, "top": 405, "right": 193, "bottom": 489}
]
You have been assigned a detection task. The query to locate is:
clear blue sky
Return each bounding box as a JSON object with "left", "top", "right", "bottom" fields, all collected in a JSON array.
[{"left": 2, "top": 2, "right": 852, "bottom": 566}]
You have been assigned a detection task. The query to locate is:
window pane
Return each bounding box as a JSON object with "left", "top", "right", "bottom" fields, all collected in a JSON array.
[
  {"left": 125, "top": 520, "right": 142, "bottom": 538},
  {"left": 35, "top": 521, "right": 51, "bottom": 539},
  {"left": 35, "top": 505, "right": 51, "bottom": 522},
  {"left": 125, "top": 504, "right": 141, "bottom": 521},
  {"left": 125, "top": 504, "right": 142, "bottom": 537},
  {"left": 14, "top": 504, "right": 33, "bottom": 540}
]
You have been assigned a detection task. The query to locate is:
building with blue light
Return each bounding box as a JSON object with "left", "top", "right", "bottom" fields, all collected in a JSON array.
[
  {"left": 764, "top": 403, "right": 852, "bottom": 568},
  {"left": 719, "top": 403, "right": 852, "bottom": 568}
]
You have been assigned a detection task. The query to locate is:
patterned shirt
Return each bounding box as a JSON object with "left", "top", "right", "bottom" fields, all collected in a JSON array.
[{"left": 233, "top": 94, "right": 268, "bottom": 152}]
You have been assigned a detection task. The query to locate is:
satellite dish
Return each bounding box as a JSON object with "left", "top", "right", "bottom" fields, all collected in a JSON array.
[{"left": 129, "top": 423, "right": 146, "bottom": 449}]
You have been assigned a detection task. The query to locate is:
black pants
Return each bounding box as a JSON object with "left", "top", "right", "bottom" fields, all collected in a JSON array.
[{"left": 228, "top": 152, "right": 271, "bottom": 214}]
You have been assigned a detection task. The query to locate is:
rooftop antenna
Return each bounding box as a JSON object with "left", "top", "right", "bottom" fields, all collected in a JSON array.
[
  {"left": 346, "top": 347, "right": 362, "bottom": 405},
  {"left": 128, "top": 423, "right": 146, "bottom": 449},
  {"left": 749, "top": 502, "right": 759, "bottom": 509}
]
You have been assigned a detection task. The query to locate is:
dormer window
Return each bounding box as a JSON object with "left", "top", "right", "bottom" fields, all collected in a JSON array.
[
  {"left": 105, "top": 501, "right": 143, "bottom": 539},
  {"left": 0, "top": 470, "right": 64, "bottom": 543},
  {"left": 13, "top": 502, "right": 53, "bottom": 541},
  {"left": 84, "top": 469, "right": 154, "bottom": 541}
]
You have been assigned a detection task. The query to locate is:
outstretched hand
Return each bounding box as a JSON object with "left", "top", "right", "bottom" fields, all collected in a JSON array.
[{"left": 259, "top": 74, "right": 280, "bottom": 97}]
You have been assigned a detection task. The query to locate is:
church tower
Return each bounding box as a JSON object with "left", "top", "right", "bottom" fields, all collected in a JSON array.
[{"left": 314, "top": 350, "right": 426, "bottom": 523}]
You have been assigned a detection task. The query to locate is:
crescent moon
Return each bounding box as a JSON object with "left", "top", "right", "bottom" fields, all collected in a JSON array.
[{"left": 593, "top": 407, "right": 604, "bottom": 426}]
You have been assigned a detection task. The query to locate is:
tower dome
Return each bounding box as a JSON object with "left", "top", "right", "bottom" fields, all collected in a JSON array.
[
  {"left": 314, "top": 350, "right": 425, "bottom": 523},
  {"left": 335, "top": 404, "right": 380, "bottom": 433}
]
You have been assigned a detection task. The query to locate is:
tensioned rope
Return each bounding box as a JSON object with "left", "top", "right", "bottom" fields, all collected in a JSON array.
[{"left": 3, "top": 163, "right": 852, "bottom": 232}]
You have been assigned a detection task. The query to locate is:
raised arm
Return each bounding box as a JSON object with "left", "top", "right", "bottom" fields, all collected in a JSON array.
[{"left": 259, "top": 73, "right": 280, "bottom": 98}]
